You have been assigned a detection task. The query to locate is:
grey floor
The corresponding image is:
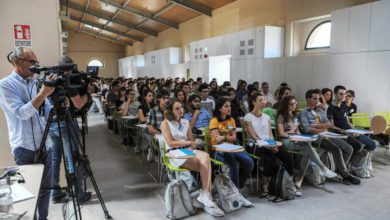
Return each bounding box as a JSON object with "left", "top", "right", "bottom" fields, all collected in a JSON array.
[{"left": 49, "top": 113, "right": 390, "bottom": 220}]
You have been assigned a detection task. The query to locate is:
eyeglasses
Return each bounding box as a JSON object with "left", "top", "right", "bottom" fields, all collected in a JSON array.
[
  {"left": 346, "top": 94, "right": 353, "bottom": 98},
  {"left": 21, "top": 59, "right": 39, "bottom": 65}
]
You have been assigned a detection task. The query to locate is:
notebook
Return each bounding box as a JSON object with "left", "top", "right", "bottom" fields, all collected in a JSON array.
[
  {"left": 213, "top": 143, "right": 243, "bottom": 152},
  {"left": 345, "top": 129, "right": 372, "bottom": 135},
  {"left": 167, "top": 148, "right": 195, "bottom": 159}
]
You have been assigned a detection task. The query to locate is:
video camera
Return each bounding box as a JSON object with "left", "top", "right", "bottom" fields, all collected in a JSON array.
[{"left": 29, "top": 63, "right": 99, "bottom": 89}]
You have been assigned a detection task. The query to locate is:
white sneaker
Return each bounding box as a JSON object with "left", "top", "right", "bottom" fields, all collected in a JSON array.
[
  {"left": 197, "top": 192, "right": 215, "bottom": 208},
  {"left": 240, "top": 194, "right": 253, "bottom": 207},
  {"left": 294, "top": 187, "right": 302, "bottom": 197},
  {"left": 322, "top": 168, "right": 337, "bottom": 179},
  {"left": 204, "top": 205, "right": 225, "bottom": 217}
]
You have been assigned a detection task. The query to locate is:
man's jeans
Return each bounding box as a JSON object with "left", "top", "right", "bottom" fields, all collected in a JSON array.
[
  {"left": 49, "top": 120, "right": 87, "bottom": 199},
  {"left": 14, "top": 147, "right": 52, "bottom": 220}
]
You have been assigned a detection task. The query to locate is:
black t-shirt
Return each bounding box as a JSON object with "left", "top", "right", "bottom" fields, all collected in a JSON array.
[
  {"left": 327, "top": 102, "right": 351, "bottom": 130},
  {"left": 68, "top": 87, "right": 89, "bottom": 117},
  {"left": 342, "top": 101, "right": 357, "bottom": 117},
  {"left": 138, "top": 103, "right": 152, "bottom": 117}
]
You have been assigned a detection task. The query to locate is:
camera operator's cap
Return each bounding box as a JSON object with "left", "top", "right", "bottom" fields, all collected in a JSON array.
[{"left": 59, "top": 55, "right": 74, "bottom": 64}]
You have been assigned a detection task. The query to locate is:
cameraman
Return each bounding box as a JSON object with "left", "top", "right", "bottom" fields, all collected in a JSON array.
[
  {"left": 0, "top": 47, "right": 56, "bottom": 220},
  {"left": 49, "top": 55, "right": 94, "bottom": 204}
]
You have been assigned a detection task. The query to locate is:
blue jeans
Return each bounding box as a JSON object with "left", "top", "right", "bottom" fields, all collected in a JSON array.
[
  {"left": 49, "top": 120, "right": 87, "bottom": 198},
  {"left": 14, "top": 147, "right": 52, "bottom": 220},
  {"left": 216, "top": 151, "right": 254, "bottom": 189}
]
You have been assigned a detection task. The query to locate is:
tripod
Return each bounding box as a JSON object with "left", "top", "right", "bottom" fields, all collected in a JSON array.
[{"left": 35, "top": 95, "right": 112, "bottom": 220}]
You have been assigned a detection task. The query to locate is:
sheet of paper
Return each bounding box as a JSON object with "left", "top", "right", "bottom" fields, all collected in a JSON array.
[
  {"left": 214, "top": 143, "right": 243, "bottom": 151},
  {"left": 11, "top": 184, "right": 35, "bottom": 203},
  {"left": 289, "top": 134, "right": 318, "bottom": 141},
  {"left": 345, "top": 129, "right": 372, "bottom": 135}
]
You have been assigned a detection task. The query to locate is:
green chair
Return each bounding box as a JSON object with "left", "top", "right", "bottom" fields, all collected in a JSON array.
[
  {"left": 203, "top": 128, "right": 224, "bottom": 167},
  {"left": 351, "top": 112, "right": 370, "bottom": 128},
  {"left": 160, "top": 141, "right": 188, "bottom": 183},
  {"left": 262, "top": 108, "right": 276, "bottom": 128},
  {"left": 241, "top": 125, "right": 261, "bottom": 192}
]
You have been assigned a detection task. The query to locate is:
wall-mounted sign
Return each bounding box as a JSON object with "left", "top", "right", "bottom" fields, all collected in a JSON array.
[{"left": 14, "top": 24, "right": 32, "bottom": 48}]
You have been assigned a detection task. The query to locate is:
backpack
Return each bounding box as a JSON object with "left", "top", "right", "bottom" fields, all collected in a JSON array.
[
  {"left": 165, "top": 179, "right": 196, "bottom": 220},
  {"left": 175, "top": 171, "right": 199, "bottom": 193},
  {"left": 320, "top": 151, "right": 336, "bottom": 172},
  {"left": 350, "top": 150, "right": 374, "bottom": 178},
  {"left": 268, "top": 166, "right": 295, "bottom": 202},
  {"left": 213, "top": 173, "right": 242, "bottom": 213},
  {"left": 305, "top": 161, "right": 326, "bottom": 186}
]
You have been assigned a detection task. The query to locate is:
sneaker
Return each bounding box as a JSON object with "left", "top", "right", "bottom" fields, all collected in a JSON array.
[
  {"left": 239, "top": 194, "right": 254, "bottom": 207},
  {"left": 294, "top": 187, "right": 302, "bottom": 197},
  {"left": 134, "top": 145, "right": 141, "bottom": 154},
  {"left": 79, "top": 192, "right": 92, "bottom": 203},
  {"left": 197, "top": 191, "right": 215, "bottom": 208},
  {"left": 322, "top": 168, "right": 337, "bottom": 179},
  {"left": 294, "top": 175, "right": 304, "bottom": 189},
  {"left": 52, "top": 190, "right": 68, "bottom": 204},
  {"left": 147, "top": 147, "right": 153, "bottom": 162},
  {"left": 343, "top": 174, "right": 361, "bottom": 185},
  {"left": 204, "top": 205, "right": 225, "bottom": 217}
]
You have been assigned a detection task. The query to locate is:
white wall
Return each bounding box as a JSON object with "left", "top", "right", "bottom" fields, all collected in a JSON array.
[{"left": 0, "top": 0, "right": 62, "bottom": 166}]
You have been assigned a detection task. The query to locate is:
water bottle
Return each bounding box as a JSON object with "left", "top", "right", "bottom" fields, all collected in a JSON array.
[{"left": 0, "top": 178, "right": 13, "bottom": 218}]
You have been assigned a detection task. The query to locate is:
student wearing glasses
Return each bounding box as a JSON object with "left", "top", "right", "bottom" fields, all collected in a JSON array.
[
  {"left": 161, "top": 99, "right": 224, "bottom": 217},
  {"left": 209, "top": 97, "right": 254, "bottom": 207},
  {"left": 327, "top": 85, "right": 378, "bottom": 152},
  {"left": 277, "top": 95, "right": 337, "bottom": 188},
  {"left": 343, "top": 90, "right": 357, "bottom": 117}
]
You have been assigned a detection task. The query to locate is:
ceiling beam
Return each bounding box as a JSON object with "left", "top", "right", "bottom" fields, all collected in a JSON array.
[
  {"left": 63, "top": 24, "right": 132, "bottom": 46},
  {"left": 102, "top": 0, "right": 131, "bottom": 29},
  {"left": 135, "top": 2, "right": 176, "bottom": 28},
  {"left": 98, "top": 0, "right": 179, "bottom": 29},
  {"left": 69, "top": 15, "right": 143, "bottom": 42},
  {"left": 169, "top": 0, "right": 212, "bottom": 16},
  {"left": 60, "top": 0, "right": 158, "bottom": 36},
  {"left": 78, "top": 0, "right": 91, "bottom": 29}
]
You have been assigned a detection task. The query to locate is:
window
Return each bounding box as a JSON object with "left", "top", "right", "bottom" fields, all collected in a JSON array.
[
  {"left": 305, "top": 20, "right": 331, "bottom": 50},
  {"left": 88, "top": 59, "right": 103, "bottom": 67}
]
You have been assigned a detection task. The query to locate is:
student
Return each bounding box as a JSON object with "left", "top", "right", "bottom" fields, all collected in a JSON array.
[
  {"left": 299, "top": 89, "right": 360, "bottom": 185},
  {"left": 198, "top": 84, "right": 215, "bottom": 115},
  {"left": 327, "top": 85, "right": 378, "bottom": 152},
  {"left": 243, "top": 93, "right": 300, "bottom": 196},
  {"left": 272, "top": 86, "right": 291, "bottom": 110},
  {"left": 209, "top": 97, "right": 254, "bottom": 207},
  {"left": 138, "top": 90, "right": 155, "bottom": 124},
  {"left": 175, "top": 89, "right": 188, "bottom": 112},
  {"left": 261, "top": 82, "right": 275, "bottom": 107},
  {"left": 343, "top": 90, "right": 357, "bottom": 117},
  {"left": 319, "top": 88, "right": 333, "bottom": 110},
  {"left": 277, "top": 95, "right": 337, "bottom": 187},
  {"left": 235, "top": 80, "right": 248, "bottom": 101},
  {"left": 161, "top": 99, "right": 224, "bottom": 217},
  {"left": 184, "top": 94, "right": 211, "bottom": 130}
]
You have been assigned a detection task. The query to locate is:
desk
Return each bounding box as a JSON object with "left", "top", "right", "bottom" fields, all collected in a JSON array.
[{"left": 10, "top": 164, "right": 43, "bottom": 220}]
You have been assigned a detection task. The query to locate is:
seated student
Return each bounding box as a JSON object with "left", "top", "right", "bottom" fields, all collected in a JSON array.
[
  {"left": 138, "top": 89, "right": 155, "bottom": 124},
  {"left": 184, "top": 94, "right": 211, "bottom": 130},
  {"left": 319, "top": 88, "right": 333, "bottom": 110},
  {"left": 146, "top": 89, "right": 170, "bottom": 161},
  {"left": 272, "top": 86, "right": 291, "bottom": 110},
  {"left": 299, "top": 89, "right": 360, "bottom": 185},
  {"left": 220, "top": 91, "right": 244, "bottom": 128},
  {"left": 277, "top": 95, "right": 337, "bottom": 188},
  {"left": 343, "top": 90, "right": 357, "bottom": 117},
  {"left": 161, "top": 99, "right": 224, "bottom": 217},
  {"left": 198, "top": 84, "right": 215, "bottom": 115},
  {"left": 261, "top": 82, "right": 276, "bottom": 108},
  {"left": 327, "top": 85, "right": 377, "bottom": 152},
  {"left": 121, "top": 89, "right": 141, "bottom": 146},
  {"left": 175, "top": 89, "right": 188, "bottom": 112},
  {"left": 106, "top": 80, "right": 120, "bottom": 107},
  {"left": 209, "top": 97, "right": 253, "bottom": 207},
  {"left": 243, "top": 93, "right": 299, "bottom": 196},
  {"left": 116, "top": 86, "right": 127, "bottom": 110}
]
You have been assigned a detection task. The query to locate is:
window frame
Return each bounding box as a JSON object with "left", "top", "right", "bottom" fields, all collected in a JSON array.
[
  {"left": 304, "top": 20, "right": 331, "bottom": 50},
  {"left": 87, "top": 59, "right": 104, "bottom": 67}
]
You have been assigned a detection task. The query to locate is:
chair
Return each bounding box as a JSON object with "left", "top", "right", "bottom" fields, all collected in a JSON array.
[
  {"left": 160, "top": 141, "right": 188, "bottom": 183},
  {"left": 351, "top": 112, "right": 370, "bottom": 128},
  {"left": 203, "top": 128, "right": 224, "bottom": 167},
  {"left": 384, "top": 128, "right": 390, "bottom": 156},
  {"left": 241, "top": 125, "right": 261, "bottom": 192},
  {"left": 262, "top": 108, "right": 276, "bottom": 128},
  {"left": 112, "top": 111, "right": 122, "bottom": 134}
]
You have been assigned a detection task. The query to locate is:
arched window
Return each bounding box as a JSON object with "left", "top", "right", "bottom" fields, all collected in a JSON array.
[
  {"left": 88, "top": 59, "right": 103, "bottom": 67},
  {"left": 305, "top": 20, "right": 331, "bottom": 50}
]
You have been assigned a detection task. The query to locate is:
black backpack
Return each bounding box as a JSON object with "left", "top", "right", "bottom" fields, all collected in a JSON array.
[{"left": 268, "top": 166, "right": 295, "bottom": 202}]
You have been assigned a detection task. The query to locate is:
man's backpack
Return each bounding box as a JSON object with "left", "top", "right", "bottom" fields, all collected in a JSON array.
[
  {"left": 213, "top": 173, "right": 242, "bottom": 213},
  {"left": 305, "top": 161, "right": 326, "bottom": 186},
  {"left": 350, "top": 149, "right": 374, "bottom": 178},
  {"left": 268, "top": 166, "right": 295, "bottom": 202},
  {"left": 165, "top": 179, "right": 196, "bottom": 220}
]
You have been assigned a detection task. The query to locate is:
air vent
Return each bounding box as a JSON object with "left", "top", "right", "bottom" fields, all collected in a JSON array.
[
  {"left": 248, "top": 48, "right": 254, "bottom": 55},
  {"left": 248, "top": 39, "right": 254, "bottom": 46},
  {"left": 240, "top": 49, "right": 245, "bottom": 55},
  {"left": 240, "top": 40, "right": 245, "bottom": 47}
]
